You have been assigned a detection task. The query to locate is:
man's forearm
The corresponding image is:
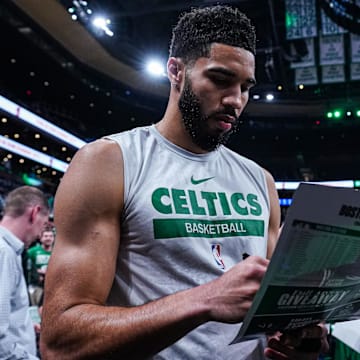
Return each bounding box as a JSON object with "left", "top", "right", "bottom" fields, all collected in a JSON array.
[{"left": 41, "top": 285, "right": 211, "bottom": 359}]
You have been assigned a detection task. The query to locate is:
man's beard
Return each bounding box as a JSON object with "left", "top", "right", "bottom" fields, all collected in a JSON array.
[{"left": 178, "top": 77, "right": 239, "bottom": 151}]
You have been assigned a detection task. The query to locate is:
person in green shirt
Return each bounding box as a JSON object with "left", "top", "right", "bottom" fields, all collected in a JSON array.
[{"left": 27, "top": 226, "right": 55, "bottom": 305}]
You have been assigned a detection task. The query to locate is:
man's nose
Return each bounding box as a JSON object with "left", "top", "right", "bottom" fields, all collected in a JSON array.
[{"left": 222, "top": 87, "right": 246, "bottom": 113}]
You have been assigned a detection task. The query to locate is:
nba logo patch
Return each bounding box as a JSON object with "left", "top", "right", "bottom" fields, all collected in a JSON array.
[{"left": 212, "top": 244, "right": 225, "bottom": 270}]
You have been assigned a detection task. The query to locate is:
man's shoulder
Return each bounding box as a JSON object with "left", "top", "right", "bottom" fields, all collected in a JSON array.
[
  {"left": 71, "top": 137, "right": 124, "bottom": 169},
  {"left": 27, "top": 244, "right": 41, "bottom": 255},
  {"left": 0, "top": 237, "right": 17, "bottom": 264},
  {"left": 0, "top": 229, "right": 23, "bottom": 256},
  {"left": 0, "top": 236, "right": 10, "bottom": 252},
  {"left": 103, "top": 126, "right": 152, "bottom": 143},
  {"left": 221, "top": 145, "right": 262, "bottom": 169}
]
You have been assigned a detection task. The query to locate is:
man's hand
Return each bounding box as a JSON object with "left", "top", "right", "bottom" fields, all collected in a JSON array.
[
  {"left": 202, "top": 256, "right": 269, "bottom": 323},
  {"left": 265, "top": 323, "right": 329, "bottom": 360},
  {"left": 34, "top": 322, "right": 41, "bottom": 334},
  {"left": 37, "top": 268, "right": 47, "bottom": 275}
]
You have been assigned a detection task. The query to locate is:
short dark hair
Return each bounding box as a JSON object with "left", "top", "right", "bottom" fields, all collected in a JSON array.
[
  {"left": 169, "top": 5, "right": 256, "bottom": 64},
  {"left": 3, "top": 186, "right": 49, "bottom": 218},
  {"left": 40, "top": 225, "right": 55, "bottom": 237}
]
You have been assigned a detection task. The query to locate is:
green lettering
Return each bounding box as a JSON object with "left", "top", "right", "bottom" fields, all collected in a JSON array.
[
  {"left": 201, "top": 191, "right": 218, "bottom": 216},
  {"left": 172, "top": 189, "right": 190, "bottom": 214},
  {"left": 247, "top": 193, "right": 262, "bottom": 216},
  {"left": 152, "top": 188, "right": 172, "bottom": 214},
  {"left": 231, "top": 193, "right": 248, "bottom": 215},
  {"left": 188, "top": 190, "right": 206, "bottom": 215},
  {"left": 218, "top": 192, "right": 231, "bottom": 215}
]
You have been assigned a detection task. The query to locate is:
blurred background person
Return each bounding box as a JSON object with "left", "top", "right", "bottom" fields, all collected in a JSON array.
[
  {"left": 0, "top": 186, "right": 49, "bottom": 360},
  {"left": 27, "top": 226, "right": 55, "bottom": 306}
]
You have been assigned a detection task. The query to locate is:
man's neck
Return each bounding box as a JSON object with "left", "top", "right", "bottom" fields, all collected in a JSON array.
[
  {"left": 156, "top": 117, "right": 209, "bottom": 155},
  {"left": 42, "top": 244, "right": 51, "bottom": 251}
]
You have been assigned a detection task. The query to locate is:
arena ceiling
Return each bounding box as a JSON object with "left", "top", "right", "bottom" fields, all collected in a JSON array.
[{"left": 0, "top": 0, "right": 360, "bottom": 189}]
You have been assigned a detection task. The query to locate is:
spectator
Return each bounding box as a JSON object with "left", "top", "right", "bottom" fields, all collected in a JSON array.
[
  {"left": 27, "top": 226, "right": 55, "bottom": 306},
  {"left": 0, "top": 186, "right": 49, "bottom": 359}
]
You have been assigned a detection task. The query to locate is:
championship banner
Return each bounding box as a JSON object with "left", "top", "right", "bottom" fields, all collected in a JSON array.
[
  {"left": 321, "top": 65, "right": 345, "bottom": 84},
  {"left": 351, "top": 63, "right": 360, "bottom": 81},
  {"left": 295, "top": 66, "right": 318, "bottom": 85},
  {"left": 319, "top": 34, "right": 345, "bottom": 65},
  {"left": 321, "top": 9, "right": 347, "bottom": 35},
  {"left": 290, "top": 38, "right": 315, "bottom": 68},
  {"left": 351, "top": 34, "right": 360, "bottom": 63},
  {"left": 285, "top": 0, "right": 317, "bottom": 39}
]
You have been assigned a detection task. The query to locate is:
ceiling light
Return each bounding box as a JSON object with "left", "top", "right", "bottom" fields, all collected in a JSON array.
[
  {"left": 104, "top": 28, "right": 114, "bottom": 37},
  {"left": 92, "top": 17, "right": 114, "bottom": 36},
  {"left": 334, "top": 110, "right": 342, "bottom": 118},
  {"left": 93, "top": 17, "right": 107, "bottom": 28},
  {"left": 146, "top": 60, "right": 166, "bottom": 77}
]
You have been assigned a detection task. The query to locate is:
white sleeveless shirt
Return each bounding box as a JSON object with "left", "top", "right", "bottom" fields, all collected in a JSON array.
[{"left": 106, "top": 125, "right": 270, "bottom": 359}]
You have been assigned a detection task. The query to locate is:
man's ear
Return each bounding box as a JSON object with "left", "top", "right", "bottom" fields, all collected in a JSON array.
[
  {"left": 29, "top": 205, "right": 41, "bottom": 224},
  {"left": 167, "top": 57, "right": 183, "bottom": 90}
]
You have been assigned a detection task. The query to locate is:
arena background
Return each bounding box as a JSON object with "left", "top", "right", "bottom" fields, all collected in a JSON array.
[{"left": 0, "top": 0, "right": 359, "bottom": 214}]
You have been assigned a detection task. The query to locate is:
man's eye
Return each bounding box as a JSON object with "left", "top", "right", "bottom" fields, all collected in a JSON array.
[
  {"left": 241, "top": 85, "right": 251, "bottom": 92},
  {"left": 212, "top": 77, "right": 230, "bottom": 85}
]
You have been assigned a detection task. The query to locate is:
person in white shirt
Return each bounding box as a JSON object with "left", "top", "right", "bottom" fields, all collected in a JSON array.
[{"left": 0, "top": 186, "right": 49, "bottom": 359}]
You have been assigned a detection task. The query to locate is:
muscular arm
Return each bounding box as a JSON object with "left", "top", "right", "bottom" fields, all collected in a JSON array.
[{"left": 40, "top": 140, "right": 269, "bottom": 359}]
